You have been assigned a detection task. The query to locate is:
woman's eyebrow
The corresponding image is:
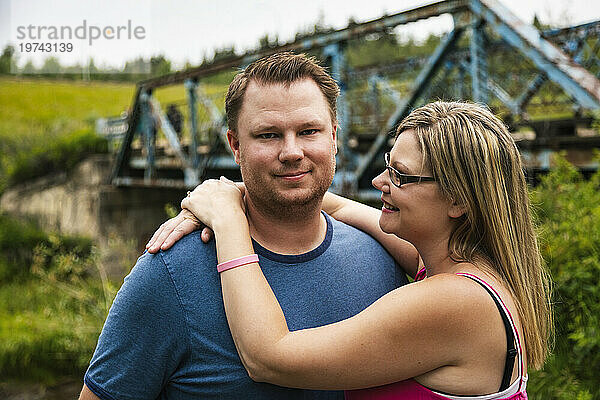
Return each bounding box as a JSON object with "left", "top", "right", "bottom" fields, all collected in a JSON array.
[{"left": 391, "top": 159, "right": 412, "bottom": 173}]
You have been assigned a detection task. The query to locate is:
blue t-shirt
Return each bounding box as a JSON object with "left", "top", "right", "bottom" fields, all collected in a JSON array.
[{"left": 85, "top": 212, "right": 407, "bottom": 399}]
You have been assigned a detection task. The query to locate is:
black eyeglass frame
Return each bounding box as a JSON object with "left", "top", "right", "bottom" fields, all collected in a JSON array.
[{"left": 384, "top": 152, "right": 436, "bottom": 188}]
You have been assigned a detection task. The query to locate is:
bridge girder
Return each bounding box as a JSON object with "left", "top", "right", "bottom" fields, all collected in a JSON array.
[{"left": 108, "top": 0, "right": 600, "bottom": 197}]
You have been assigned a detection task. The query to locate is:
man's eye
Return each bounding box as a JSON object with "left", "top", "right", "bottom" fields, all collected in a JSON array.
[
  {"left": 258, "top": 133, "right": 277, "bottom": 139},
  {"left": 300, "top": 129, "right": 318, "bottom": 136}
]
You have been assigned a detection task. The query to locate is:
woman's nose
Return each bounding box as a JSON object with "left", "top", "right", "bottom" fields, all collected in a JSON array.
[{"left": 372, "top": 170, "right": 390, "bottom": 193}]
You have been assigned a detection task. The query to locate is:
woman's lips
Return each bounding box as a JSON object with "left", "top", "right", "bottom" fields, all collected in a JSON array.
[{"left": 381, "top": 197, "right": 399, "bottom": 213}]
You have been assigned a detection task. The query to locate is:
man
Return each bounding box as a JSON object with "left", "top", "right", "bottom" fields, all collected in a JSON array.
[
  {"left": 166, "top": 103, "right": 183, "bottom": 139},
  {"left": 80, "top": 52, "right": 410, "bottom": 400}
]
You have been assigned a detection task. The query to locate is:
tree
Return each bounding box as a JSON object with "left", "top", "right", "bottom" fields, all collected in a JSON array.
[
  {"left": 211, "top": 46, "right": 236, "bottom": 63},
  {"left": 21, "top": 60, "right": 36, "bottom": 75},
  {"left": 0, "top": 45, "right": 15, "bottom": 74},
  {"left": 528, "top": 153, "right": 600, "bottom": 399},
  {"left": 150, "top": 55, "right": 171, "bottom": 77},
  {"left": 88, "top": 58, "right": 98, "bottom": 74},
  {"left": 258, "top": 34, "right": 279, "bottom": 50},
  {"left": 40, "top": 56, "right": 62, "bottom": 74},
  {"left": 123, "top": 56, "right": 150, "bottom": 74}
]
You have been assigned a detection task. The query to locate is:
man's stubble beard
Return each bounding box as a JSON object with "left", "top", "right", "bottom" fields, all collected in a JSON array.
[{"left": 240, "top": 153, "right": 336, "bottom": 222}]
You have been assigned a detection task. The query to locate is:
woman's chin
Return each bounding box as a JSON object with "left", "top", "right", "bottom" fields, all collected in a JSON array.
[{"left": 378, "top": 216, "right": 394, "bottom": 235}]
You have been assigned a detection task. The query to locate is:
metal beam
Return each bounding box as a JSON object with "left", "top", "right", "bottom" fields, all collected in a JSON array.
[
  {"left": 325, "top": 43, "right": 357, "bottom": 195},
  {"left": 109, "top": 86, "right": 141, "bottom": 184},
  {"left": 471, "top": 0, "right": 600, "bottom": 109},
  {"left": 139, "top": 92, "right": 156, "bottom": 183},
  {"left": 108, "top": 2, "right": 600, "bottom": 193},
  {"left": 185, "top": 79, "right": 200, "bottom": 172},
  {"left": 355, "top": 27, "right": 465, "bottom": 182},
  {"left": 470, "top": 18, "right": 488, "bottom": 103},
  {"left": 137, "top": 0, "right": 468, "bottom": 91}
]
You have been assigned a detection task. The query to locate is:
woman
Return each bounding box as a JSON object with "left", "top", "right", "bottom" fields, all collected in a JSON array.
[{"left": 147, "top": 101, "right": 552, "bottom": 399}]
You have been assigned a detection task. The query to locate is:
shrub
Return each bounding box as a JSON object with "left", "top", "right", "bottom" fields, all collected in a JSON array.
[
  {"left": 0, "top": 213, "right": 93, "bottom": 283},
  {"left": 528, "top": 153, "right": 600, "bottom": 399},
  {"left": 0, "top": 218, "right": 114, "bottom": 383},
  {"left": 4, "top": 128, "right": 108, "bottom": 189},
  {"left": 0, "top": 214, "right": 47, "bottom": 282},
  {"left": 0, "top": 279, "right": 112, "bottom": 383}
]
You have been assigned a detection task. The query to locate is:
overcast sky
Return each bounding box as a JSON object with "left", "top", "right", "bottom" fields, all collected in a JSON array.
[{"left": 1, "top": 0, "right": 599, "bottom": 70}]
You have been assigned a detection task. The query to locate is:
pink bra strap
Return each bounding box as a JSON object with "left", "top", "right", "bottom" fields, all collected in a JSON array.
[{"left": 456, "top": 272, "right": 525, "bottom": 392}]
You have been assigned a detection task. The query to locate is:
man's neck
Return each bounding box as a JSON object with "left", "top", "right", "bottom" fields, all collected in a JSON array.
[{"left": 245, "top": 197, "right": 327, "bottom": 255}]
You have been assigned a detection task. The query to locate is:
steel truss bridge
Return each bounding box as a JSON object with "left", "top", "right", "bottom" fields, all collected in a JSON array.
[{"left": 105, "top": 0, "right": 600, "bottom": 200}]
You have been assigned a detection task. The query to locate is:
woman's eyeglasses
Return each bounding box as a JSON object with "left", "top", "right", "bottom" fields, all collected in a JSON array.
[{"left": 384, "top": 152, "right": 436, "bottom": 188}]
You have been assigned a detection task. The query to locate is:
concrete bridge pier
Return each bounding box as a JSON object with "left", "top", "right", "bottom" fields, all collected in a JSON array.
[{"left": 0, "top": 155, "right": 187, "bottom": 276}]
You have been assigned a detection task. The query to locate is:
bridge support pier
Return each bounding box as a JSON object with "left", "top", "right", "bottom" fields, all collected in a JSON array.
[{"left": 0, "top": 155, "right": 187, "bottom": 275}]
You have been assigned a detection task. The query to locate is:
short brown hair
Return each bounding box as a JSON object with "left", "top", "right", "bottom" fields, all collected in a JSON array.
[{"left": 225, "top": 52, "right": 339, "bottom": 132}]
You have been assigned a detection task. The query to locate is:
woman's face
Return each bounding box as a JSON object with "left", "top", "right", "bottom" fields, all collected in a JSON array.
[{"left": 372, "top": 130, "right": 455, "bottom": 246}]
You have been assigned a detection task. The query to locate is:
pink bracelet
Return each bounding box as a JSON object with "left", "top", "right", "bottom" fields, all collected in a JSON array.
[{"left": 217, "top": 254, "right": 259, "bottom": 273}]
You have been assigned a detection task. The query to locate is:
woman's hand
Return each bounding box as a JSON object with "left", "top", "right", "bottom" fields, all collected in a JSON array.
[
  {"left": 146, "top": 209, "right": 211, "bottom": 253},
  {"left": 146, "top": 179, "right": 246, "bottom": 253},
  {"left": 181, "top": 177, "right": 246, "bottom": 231}
]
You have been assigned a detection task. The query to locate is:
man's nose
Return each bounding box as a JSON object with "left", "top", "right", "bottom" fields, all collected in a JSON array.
[{"left": 278, "top": 135, "right": 304, "bottom": 163}]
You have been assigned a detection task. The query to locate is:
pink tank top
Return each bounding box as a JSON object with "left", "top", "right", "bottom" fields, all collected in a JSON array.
[{"left": 344, "top": 271, "right": 528, "bottom": 400}]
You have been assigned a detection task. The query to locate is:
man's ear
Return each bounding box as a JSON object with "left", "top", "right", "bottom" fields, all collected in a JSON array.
[
  {"left": 332, "top": 123, "right": 338, "bottom": 155},
  {"left": 448, "top": 200, "right": 467, "bottom": 219},
  {"left": 227, "top": 130, "right": 241, "bottom": 164}
]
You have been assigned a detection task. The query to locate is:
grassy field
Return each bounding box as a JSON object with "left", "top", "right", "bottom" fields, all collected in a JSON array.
[
  {"left": 0, "top": 77, "right": 134, "bottom": 144},
  {"left": 0, "top": 76, "right": 227, "bottom": 192},
  {"left": 0, "top": 76, "right": 226, "bottom": 148}
]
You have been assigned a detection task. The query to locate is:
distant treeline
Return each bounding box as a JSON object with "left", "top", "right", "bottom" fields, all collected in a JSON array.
[
  {"left": 0, "top": 11, "right": 453, "bottom": 83},
  {"left": 0, "top": 14, "right": 556, "bottom": 82}
]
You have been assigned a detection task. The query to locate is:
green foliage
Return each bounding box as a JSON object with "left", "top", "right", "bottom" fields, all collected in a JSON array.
[
  {"left": 0, "top": 215, "right": 116, "bottom": 384},
  {"left": 346, "top": 32, "right": 441, "bottom": 68},
  {"left": 0, "top": 45, "right": 15, "bottom": 74},
  {"left": 0, "top": 77, "right": 134, "bottom": 192},
  {"left": 528, "top": 153, "right": 600, "bottom": 399},
  {"left": 5, "top": 128, "right": 108, "bottom": 187},
  {"left": 0, "top": 214, "right": 47, "bottom": 282},
  {"left": 592, "top": 110, "right": 600, "bottom": 134},
  {"left": 0, "top": 272, "right": 114, "bottom": 383},
  {"left": 150, "top": 54, "right": 172, "bottom": 77},
  {"left": 0, "top": 213, "right": 93, "bottom": 283}
]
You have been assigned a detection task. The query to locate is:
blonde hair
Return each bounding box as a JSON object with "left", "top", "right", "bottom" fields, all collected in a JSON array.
[{"left": 397, "top": 101, "right": 553, "bottom": 369}]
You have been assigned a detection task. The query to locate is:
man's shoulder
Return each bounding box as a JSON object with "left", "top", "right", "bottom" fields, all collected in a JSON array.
[
  {"left": 127, "top": 232, "right": 217, "bottom": 295},
  {"left": 325, "top": 216, "right": 395, "bottom": 264},
  {"left": 156, "top": 231, "right": 216, "bottom": 267},
  {"left": 328, "top": 216, "right": 385, "bottom": 246}
]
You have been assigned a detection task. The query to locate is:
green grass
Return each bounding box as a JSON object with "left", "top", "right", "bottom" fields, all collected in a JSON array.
[
  {"left": 0, "top": 77, "right": 135, "bottom": 142},
  {"left": 0, "top": 76, "right": 229, "bottom": 191},
  {"left": 0, "top": 77, "right": 133, "bottom": 191},
  {"left": 0, "top": 212, "right": 130, "bottom": 385},
  {"left": 0, "top": 279, "right": 112, "bottom": 383}
]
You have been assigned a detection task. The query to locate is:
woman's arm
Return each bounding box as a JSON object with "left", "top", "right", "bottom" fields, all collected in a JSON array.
[
  {"left": 148, "top": 188, "right": 419, "bottom": 277},
  {"left": 322, "top": 192, "right": 420, "bottom": 277},
  {"left": 182, "top": 179, "right": 482, "bottom": 390}
]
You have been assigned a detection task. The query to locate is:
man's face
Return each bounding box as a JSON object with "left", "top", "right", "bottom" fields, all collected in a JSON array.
[{"left": 227, "top": 78, "right": 337, "bottom": 216}]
